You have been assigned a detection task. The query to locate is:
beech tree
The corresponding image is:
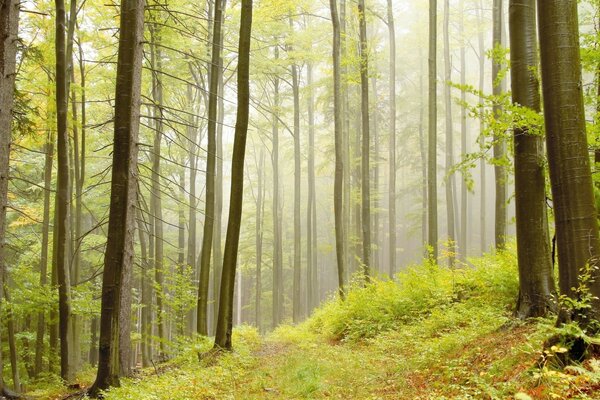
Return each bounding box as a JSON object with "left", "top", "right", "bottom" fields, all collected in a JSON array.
[
  {"left": 88, "top": 0, "right": 144, "bottom": 394},
  {"left": 509, "top": 0, "right": 555, "bottom": 318}
]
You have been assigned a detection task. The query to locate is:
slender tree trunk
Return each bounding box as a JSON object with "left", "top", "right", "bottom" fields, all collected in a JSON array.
[
  {"left": 477, "top": 1, "right": 487, "bottom": 254},
  {"left": 186, "top": 77, "right": 198, "bottom": 335},
  {"left": 55, "top": 0, "right": 73, "bottom": 381},
  {"left": 198, "top": 0, "right": 225, "bottom": 336},
  {"left": 88, "top": 0, "right": 143, "bottom": 394},
  {"left": 387, "top": 0, "right": 397, "bottom": 275},
  {"left": 428, "top": 0, "right": 438, "bottom": 260},
  {"left": 271, "top": 52, "right": 283, "bottom": 328},
  {"left": 340, "top": 0, "right": 351, "bottom": 281},
  {"left": 289, "top": 17, "right": 302, "bottom": 323},
  {"left": 149, "top": 27, "right": 165, "bottom": 353},
  {"left": 537, "top": 0, "right": 600, "bottom": 321},
  {"left": 307, "top": 62, "right": 317, "bottom": 311},
  {"left": 35, "top": 130, "right": 53, "bottom": 377},
  {"left": 330, "top": 0, "right": 346, "bottom": 298},
  {"left": 213, "top": 0, "right": 252, "bottom": 350},
  {"left": 136, "top": 207, "right": 150, "bottom": 367},
  {"left": 358, "top": 0, "right": 371, "bottom": 279},
  {"left": 459, "top": 0, "right": 468, "bottom": 261},
  {"left": 493, "top": 0, "right": 507, "bottom": 250},
  {"left": 255, "top": 150, "right": 264, "bottom": 332},
  {"left": 509, "top": 0, "right": 556, "bottom": 318},
  {"left": 443, "top": 0, "right": 456, "bottom": 265}
]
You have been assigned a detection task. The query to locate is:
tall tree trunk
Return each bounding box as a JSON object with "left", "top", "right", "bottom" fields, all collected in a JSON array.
[
  {"left": 340, "top": 0, "right": 351, "bottom": 281},
  {"left": 136, "top": 207, "right": 151, "bottom": 367},
  {"left": 537, "top": 0, "right": 600, "bottom": 321},
  {"left": 371, "top": 76, "right": 379, "bottom": 273},
  {"left": 198, "top": 0, "right": 225, "bottom": 336},
  {"left": 459, "top": 0, "right": 468, "bottom": 261},
  {"left": 477, "top": 1, "right": 486, "bottom": 254},
  {"left": 149, "top": 27, "right": 165, "bottom": 353},
  {"left": 255, "top": 150, "right": 264, "bottom": 332},
  {"left": 88, "top": 0, "right": 143, "bottom": 394},
  {"left": 387, "top": 0, "right": 397, "bottom": 275},
  {"left": 493, "top": 0, "right": 507, "bottom": 250},
  {"left": 289, "top": 17, "right": 302, "bottom": 323},
  {"left": 428, "top": 0, "right": 438, "bottom": 260},
  {"left": 443, "top": 0, "right": 456, "bottom": 265},
  {"left": 186, "top": 75, "right": 198, "bottom": 335},
  {"left": 271, "top": 50, "right": 283, "bottom": 328},
  {"left": 509, "top": 0, "right": 555, "bottom": 318},
  {"left": 35, "top": 130, "right": 53, "bottom": 377},
  {"left": 358, "top": 0, "right": 371, "bottom": 279},
  {"left": 0, "top": 0, "right": 19, "bottom": 394},
  {"left": 307, "top": 62, "right": 317, "bottom": 311},
  {"left": 213, "top": 0, "right": 252, "bottom": 350},
  {"left": 55, "top": 0, "right": 73, "bottom": 381},
  {"left": 330, "top": 0, "right": 346, "bottom": 297}
]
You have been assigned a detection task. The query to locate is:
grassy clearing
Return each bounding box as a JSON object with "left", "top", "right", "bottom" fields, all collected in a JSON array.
[{"left": 30, "top": 249, "right": 600, "bottom": 399}]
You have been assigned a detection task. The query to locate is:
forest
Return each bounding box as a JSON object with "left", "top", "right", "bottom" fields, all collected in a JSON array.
[{"left": 0, "top": 0, "right": 600, "bottom": 398}]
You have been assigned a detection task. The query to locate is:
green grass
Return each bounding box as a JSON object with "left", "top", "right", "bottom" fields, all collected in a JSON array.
[{"left": 30, "top": 248, "right": 600, "bottom": 399}]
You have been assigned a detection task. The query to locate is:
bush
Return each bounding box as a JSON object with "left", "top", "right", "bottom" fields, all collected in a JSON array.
[{"left": 307, "top": 248, "right": 519, "bottom": 342}]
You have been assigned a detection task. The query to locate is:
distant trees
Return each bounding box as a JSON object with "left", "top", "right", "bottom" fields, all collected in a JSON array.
[
  {"left": 88, "top": 0, "right": 144, "bottom": 395},
  {"left": 509, "top": 0, "right": 555, "bottom": 318},
  {"left": 428, "top": 0, "right": 438, "bottom": 260},
  {"left": 537, "top": 0, "right": 600, "bottom": 322}
]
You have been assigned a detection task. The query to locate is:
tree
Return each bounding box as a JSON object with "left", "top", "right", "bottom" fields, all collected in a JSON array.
[
  {"left": 537, "top": 0, "right": 600, "bottom": 321},
  {"left": 493, "top": 0, "right": 507, "bottom": 250},
  {"left": 0, "top": 0, "right": 21, "bottom": 396},
  {"left": 443, "top": 0, "right": 456, "bottom": 265},
  {"left": 197, "top": 0, "right": 226, "bottom": 336},
  {"left": 387, "top": 0, "right": 397, "bottom": 276},
  {"left": 55, "top": 0, "right": 74, "bottom": 381},
  {"left": 214, "top": 0, "right": 253, "bottom": 350},
  {"left": 329, "top": 0, "right": 345, "bottom": 297},
  {"left": 357, "top": 0, "right": 371, "bottom": 279},
  {"left": 428, "top": 0, "right": 438, "bottom": 260},
  {"left": 509, "top": 0, "right": 555, "bottom": 318},
  {"left": 88, "top": 0, "right": 144, "bottom": 394}
]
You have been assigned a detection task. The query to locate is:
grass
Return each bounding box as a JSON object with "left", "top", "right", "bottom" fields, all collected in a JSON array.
[{"left": 28, "top": 247, "right": 600, "bottom": 399}]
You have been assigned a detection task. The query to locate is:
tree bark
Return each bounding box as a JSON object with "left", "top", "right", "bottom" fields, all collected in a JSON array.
[
  {"left": 493, "top": 0, "right": 507, "bottom": 250},
  {"left": 88, "top": 0, "right": 143, "bottom": 394},
  {"left": 330, "top": 0, "right": 346, "bottom": 297},
  {"left": 509, "top": 0, "right": 556, "bottom": 318},
  {"left": 255, "top": 150, "right": 264, "bottom": 331},
  {"left": 213, "top": 0, "right": 252, "bottom": 350},
  {"left": 428, "top": 0, "right": 438, "bottom": 260},
  {"left": 477, "top": 1, "right": 487, "bottom": 254},
  {"left": 459, "top": 0, "right": 468, "bottom": 261},
  {"left": 537, "top": 0, "right": 600, "bottom": 321},
  {"left": 55, "top": 0, "right": 74, "bottom": 381},
  {"left": 387, "top": 0, "right": 397, "bottom": 275},
  {"left": 198, "top": 0, "right": 225, "bottom": 336},
  {"left": 357, "top": 0, "right": 371, "bottom": 279},
  {"left": 307, "top": 62, "right": 317, "bottom": 311}
]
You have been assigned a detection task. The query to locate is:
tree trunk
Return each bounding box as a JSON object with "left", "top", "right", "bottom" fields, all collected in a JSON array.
[
  {"left": 213, "top": 0, "right": 252, "bottom": 350},
  {"left": 136, "top": 207, "right": 151, "bottom": 367},
  {"left": 35, "top": 130, "right": 53, "bottom": 377},
  {"left": 55, "top": 0, "right": 73, "bottom": 381},
  {"left": 149, "top": 27, "right": 165, "bottom": 353},
  {"left": 0, "top": 0, "right": 19, "bottom": 394},
  {"left": 443, "top": 0, "right": 456, "bottom": 265},
  {"left": 493, "top": 0, "right": 507, "bottom": 250},
  {"left": 307, "top": 62, "right": 318, "bottom": 311},
  {"left": 459, "top": 0, "right": 468, "bottom": 261},
  {"left": 358, "top": 0, "right": 371, "bottom": 279},
  {"left": 509, "top": 0, "right": 556, "bottom": 318},
  {"left": 198, "top": 0, "right": 225, "bottom": 336},
  {"left": 340, "top": 0, "right": 351, "bottom": 281},
  {"left": 387, "top": 0, "right": 397, "bottom": 275},
  {"left": 289, "top": 17, "right": 302, "bottom": 323},
  {"left": 271, "top": 49, "right": 283, "bottom": 328},
  {"left": 537, "top": 0, "right": 600, "bottom": 321},
  {"left": 428, "top": 0, "right": 438, "bottom": 260},
  {"left": 330, "top": 0, "right": 346, "bottom": 298},
  {"left": 255, "top": 150, "right": 264, "bottom": 332},
  {"left": 88, "top": 0, "right": 143, "bottom": 394},
  {"left": 476, "top": 1, "right": 487, "bottom": 254}
]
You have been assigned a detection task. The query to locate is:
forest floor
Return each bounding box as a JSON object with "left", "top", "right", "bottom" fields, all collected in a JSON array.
[{"left": 34, "top": 252, "right": 600, "bottom": 400}]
